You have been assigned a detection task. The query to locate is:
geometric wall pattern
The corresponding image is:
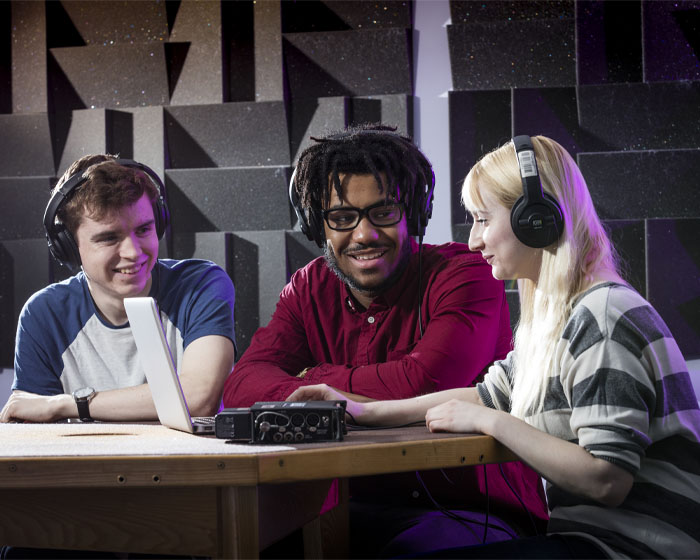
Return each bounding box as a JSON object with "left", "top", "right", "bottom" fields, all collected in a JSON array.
[
  {"left": 448, "top": 0, "right": 700, "bottom": 358},
  {"left": 0, "top": 0, "right": 698, "bottom": 367}
]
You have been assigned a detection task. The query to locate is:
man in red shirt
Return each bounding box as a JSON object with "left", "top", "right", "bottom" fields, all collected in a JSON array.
[{"left": 223, "top": 124, "right": 547, "bottom": 556}]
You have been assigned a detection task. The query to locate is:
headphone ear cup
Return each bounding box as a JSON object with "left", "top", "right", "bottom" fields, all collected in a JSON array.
[
  {"left": 510, "top": 193, "right": 563, "bottom": 248},
  {"left": 289, "top": 167, "right": 326, "bottom": 248},
  {"left": 51, "top": 226, "right": 82, "bottom": 271},
  {"left": 406, "top": 177, "right": 434, "bottom": 237},
  {"left": 307, "top": 207, "right": 325, "bottom": 248},
  {"left": 153, "top": 195, "right": 170, "bottom": 239}
]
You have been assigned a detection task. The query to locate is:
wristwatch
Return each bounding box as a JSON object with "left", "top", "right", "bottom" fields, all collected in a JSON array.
[{"left": 72, "top": 387, "right": 96, "bottom": 422}]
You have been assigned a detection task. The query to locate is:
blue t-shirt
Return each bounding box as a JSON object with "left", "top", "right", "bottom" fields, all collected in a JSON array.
[{"left": 13, "top": 259, "right": 236, "bottom": 395}]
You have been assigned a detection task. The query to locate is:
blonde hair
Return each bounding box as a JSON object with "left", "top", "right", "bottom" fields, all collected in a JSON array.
[{"left": 463, "top": 136, "right": 619, "bottom": 418}]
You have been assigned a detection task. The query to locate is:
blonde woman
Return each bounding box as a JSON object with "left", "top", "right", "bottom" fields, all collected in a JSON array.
[{"left": 289, "top": 136, "right": 700, "bottom": 558}]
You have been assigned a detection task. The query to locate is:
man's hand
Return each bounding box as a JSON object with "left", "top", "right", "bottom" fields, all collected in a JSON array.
[
  {"left": 287, "top": 383, "right": 350, "bottom": 403},
  {"left": 287, "top": 383, "right": 372, "bottom": 425},
  {"left": 0, "top": 390, "right": 75, "bottom": 423}
]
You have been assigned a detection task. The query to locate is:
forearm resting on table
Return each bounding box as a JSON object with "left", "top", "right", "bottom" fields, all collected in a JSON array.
[
  {"left": 179, "top": 335, "right": 235, "bottom": 416},
  {"left": 363, "top": 387, "right": 478, "bottom": 426},
  {"left": 484, "top": 409, "right": 634, "bottom": 507}
]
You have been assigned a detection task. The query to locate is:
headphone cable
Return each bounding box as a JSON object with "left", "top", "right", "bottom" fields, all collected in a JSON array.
[{"left": 417, "top": 233, "right": 424, "bottom": 338}]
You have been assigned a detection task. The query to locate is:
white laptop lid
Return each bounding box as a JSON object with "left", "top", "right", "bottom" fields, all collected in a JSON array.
[{"left": 123, "top": 297, "right": 195, "bottom": 434}]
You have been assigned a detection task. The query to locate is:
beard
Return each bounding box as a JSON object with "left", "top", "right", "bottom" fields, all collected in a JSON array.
[{"left": 324, "top": 239, "right": 413, "bottom": 300}]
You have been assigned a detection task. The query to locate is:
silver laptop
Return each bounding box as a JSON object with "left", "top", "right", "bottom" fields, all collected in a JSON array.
[{"left": 123, "top": 296, "right": 215, "bottom": 434}]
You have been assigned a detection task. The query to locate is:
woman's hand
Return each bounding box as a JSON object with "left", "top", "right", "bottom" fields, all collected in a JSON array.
[{"left": 425, "top": 398, "right": 491, "bottom": 434}]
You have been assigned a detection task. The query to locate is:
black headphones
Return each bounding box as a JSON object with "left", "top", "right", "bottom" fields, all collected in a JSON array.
[
  {"left": 43, "top": 159, "right": 170, "bottom": 271},
  {"left": 289, "top": 166, "right": 435, "bottom": 248},
  {"left": 510, "top": 135, "right": 564, "bottom": 248}
]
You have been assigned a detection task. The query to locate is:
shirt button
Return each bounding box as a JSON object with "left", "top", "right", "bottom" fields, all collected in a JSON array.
[{"left": 367, "top": 316, "right": 375, "bottom": 324}]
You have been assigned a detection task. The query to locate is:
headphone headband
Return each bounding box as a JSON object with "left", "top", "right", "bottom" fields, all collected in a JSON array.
[{"left": 44, "top": 158, "right": 169, "bottom": 271}]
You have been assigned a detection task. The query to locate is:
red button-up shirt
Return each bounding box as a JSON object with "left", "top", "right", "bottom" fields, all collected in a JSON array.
[
  {"left": 224, "top": 240, "right": 513, "bottom": 405},
  {"left": 223, "top": 240, "right": 549, "bottom": 527}
]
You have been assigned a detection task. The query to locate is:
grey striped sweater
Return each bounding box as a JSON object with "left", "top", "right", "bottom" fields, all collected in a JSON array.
[{"left": 478, "top": 282, "right": 700, "bottom": 558}]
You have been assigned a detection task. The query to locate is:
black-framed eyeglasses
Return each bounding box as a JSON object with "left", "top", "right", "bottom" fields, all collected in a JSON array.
[{"left": 322, "top": 201, "right": 404, "bottom": 231}]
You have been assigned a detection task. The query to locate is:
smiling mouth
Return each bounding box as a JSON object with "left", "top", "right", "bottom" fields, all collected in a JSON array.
[
  {"left": 114, "top": 263, "right": 145, "bottom": 275},
  {"left": 348, "top": 249, "right": 388, "bottom": 261}
]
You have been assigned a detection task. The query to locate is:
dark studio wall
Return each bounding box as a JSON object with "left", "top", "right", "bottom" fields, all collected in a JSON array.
[{"left": 0, "top": 0, "right": 698, "bottom": 369}]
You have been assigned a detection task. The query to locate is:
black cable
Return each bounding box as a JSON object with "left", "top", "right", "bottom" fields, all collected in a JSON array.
[
  {"left": 417, "top": 234, "right": 424, "bottom": 338},
  {"left": 499, "top": 463, "right": 540, "bottom": 536},
  {"left": 413, "top": 470, "right": 517, "bottom": 540},
  {"left": 482, "top": 464, "right": 489, "bottom": 543}
]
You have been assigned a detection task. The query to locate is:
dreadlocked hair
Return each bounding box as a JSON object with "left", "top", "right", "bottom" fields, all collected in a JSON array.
[{"left": 293, "top": 123, "right": 433, "bottom": 226}]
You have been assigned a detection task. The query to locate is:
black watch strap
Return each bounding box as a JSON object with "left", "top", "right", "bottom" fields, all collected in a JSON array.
[
  {"left": 73, "top": 387, "right": 96, "bottom": 422},
  {"left": 76, "top": 398, "right": 93, "bottom": 422}
]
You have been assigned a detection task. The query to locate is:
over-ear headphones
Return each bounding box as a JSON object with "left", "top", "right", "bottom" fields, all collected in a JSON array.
[
  {"left": 289, "top": 167, "right": 325, "bottom": 248},
  {"left": 288, "top": 166, "right": 435, "bottom": 248},
  {"left": 405, "top": 169, "right": 435, "bottom": 238},
  {"left": 510, "top": 135, "right": 563, "bottom": 248},
  {"left": 43, "top": 159, "right": 170, "bottom": 271}
]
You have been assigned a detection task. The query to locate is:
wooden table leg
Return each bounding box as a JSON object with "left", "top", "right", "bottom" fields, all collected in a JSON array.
[{"left": 218, "top": 486, "right": 259, "bottom": 559}]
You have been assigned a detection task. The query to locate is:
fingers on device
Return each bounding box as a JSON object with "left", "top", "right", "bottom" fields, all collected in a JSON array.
[{"left": 216, "top": 400, "right": 347, "bottom": 443}]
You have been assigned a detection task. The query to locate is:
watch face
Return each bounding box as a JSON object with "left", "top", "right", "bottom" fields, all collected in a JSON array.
[{"left": 74, "top": 387, "right": 95, "bottom": 399}]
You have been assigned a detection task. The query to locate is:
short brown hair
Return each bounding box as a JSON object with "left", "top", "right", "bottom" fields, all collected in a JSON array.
[{"left": 53, "top": 154, "right": 159, "bottom": 235}]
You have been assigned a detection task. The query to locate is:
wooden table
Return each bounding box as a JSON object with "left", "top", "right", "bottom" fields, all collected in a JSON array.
[{"left": 0, "top": 423, "right": 516, "bottom": 558}]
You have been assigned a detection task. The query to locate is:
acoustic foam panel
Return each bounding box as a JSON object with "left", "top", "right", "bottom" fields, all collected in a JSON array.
[
  {"left": 223, "top": 0, "right": 255, "bottom": 103},
  {"left": 578, "top": 150, "right": 700, "bottom": 220},
  {"left": 283, "top": 28, "right": 412, "bottom": 98},
  {"left": 505, "top": 290, "right": 520, "bottom": 333},
  {"left": 282, "top": 0, "right": 412, "bottom": 33},
  {"left": 285, "top": 231, "right": 324, "bottom": 282},
  {"left": 447, "top": 18, "right": 576, "bottom": 90},
  {"left": 511, "top": 87, "right": 611, "bottom": 156},
  {"left": 448, "top": 90, "right": 511, "bottom": 226},
  {"left": 290, "top": 94, "right": 414, "bottom": 164},
  {"left": 642, "top": 0, "right": 700, "bottom": 82},
  {"left": 50, "top": 43, "right": 169, "bottom": 110},
  {"left": 0, "top": 242, "right": 13, "bottom": 366},
  {"left": 230, "top": 230, "right": 290, "bottom": 355},
  {"left": 165, "top": 167, "right": 293, "bottom": 233},
  {"left": 450, "top": 0, "right": 574, "bottom": 23},
  {"left": 120, "top": 106, "right": 166, "bottom": 181},
  {"left": 0, "top": 113, "right": 55, "bottom": 176},
  {"left": 254, "top": 1, "right": 284, "bottom": 102},
  {"left": 352, "top": 94, "right": 413, "bottom": 137},
  {"left": 0, "top": 239, "right": 53, "bottom": 367},
  {"left": 575, "top": 0, "right": 642, "bottom": 85},
  {"left": 0, "top": 2, "right": 10, "bottom": 114},
  {"left": 165, "top": 102, "right": 290, "bottom": 168},
  {"left": 11, "top": 1, "right": 48, "bottom": 113},
  {"left": 647, "top": 218, "right": 700, "bottom": 358},
  {"left": 55, "top": 109, "right": 134, "bottom": 176},
  {"left": 577, "top": 82, "right": 700, "bottom": 150},
  {"left": 60, "top": 0, "right": 169, "bottom": 45},
  {"left": 452, "top": 223, "right": 470, "bottom": 246},
  {"left": 604, "top": 220, "right": 646, "bottom": 297},
  {"left": 171, "top": 232, "right": 234, "bottom": 278},
  {"left": 290, "top": 97, "right": 349, "bottom": 164},
  {"left": 0, "top": 177, "right": 54, "bottom": 240},
  {"left": 169, "top": 0, "right": 223, "bottom": 105}
]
